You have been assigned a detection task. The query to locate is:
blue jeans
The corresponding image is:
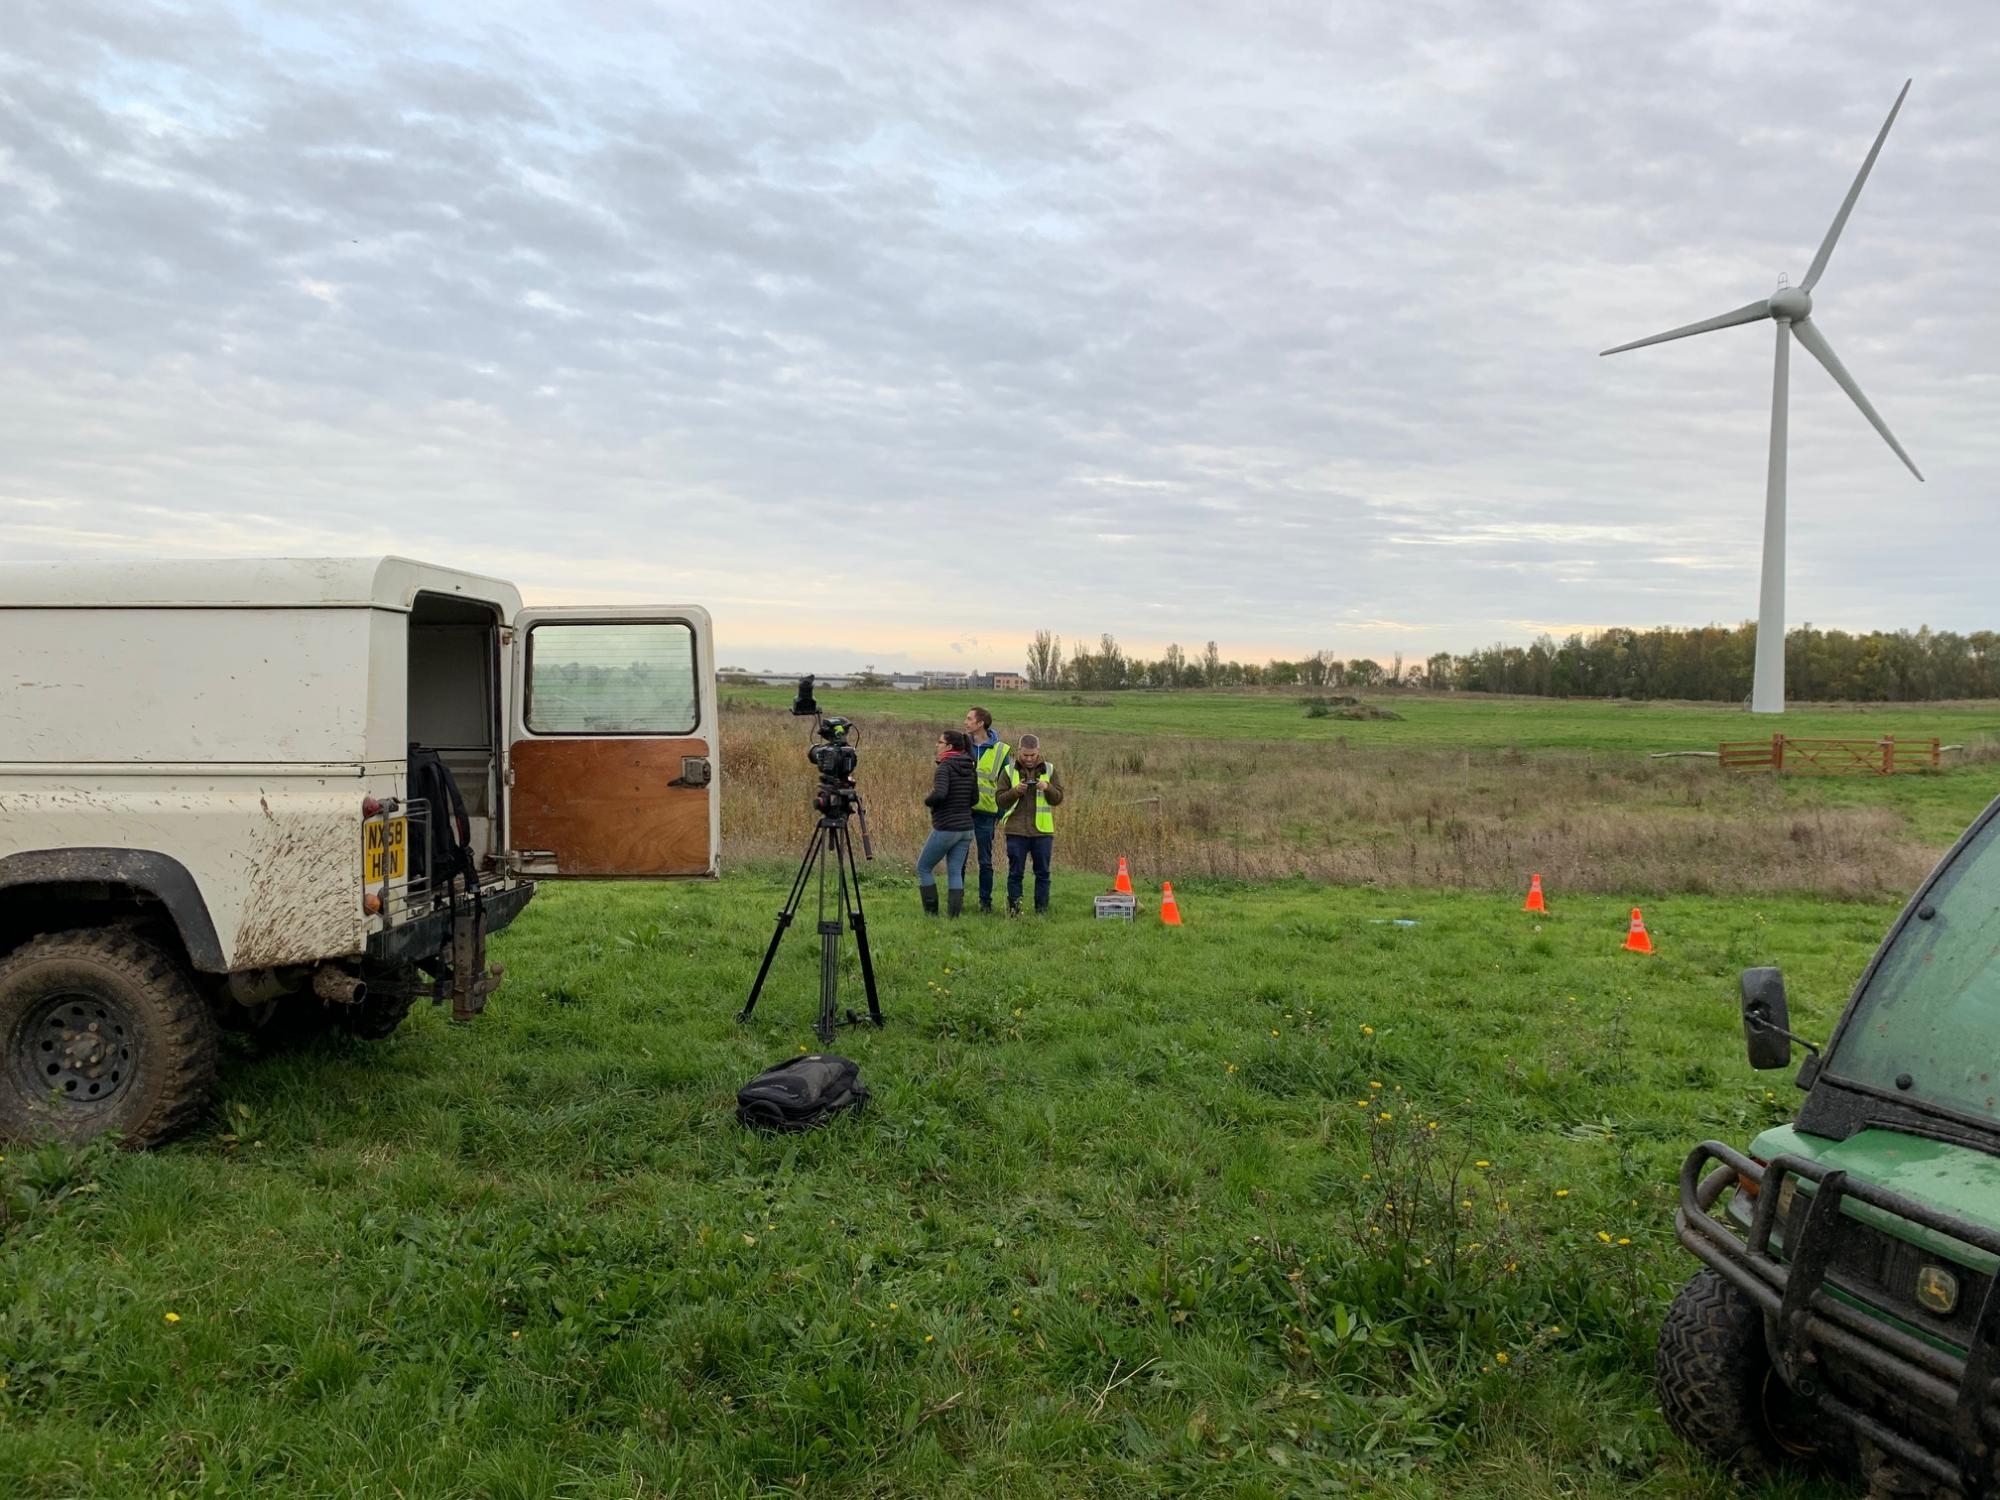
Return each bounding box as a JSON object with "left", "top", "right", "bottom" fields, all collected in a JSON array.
[
  {"left": 971, "top": 811, "right": 1001, "bottom": 906},
  {"left": 1005, "top": 834, "right": 1053, "bottom": 911},
  {"left": 916, "top": 828, "right": 973, "bottom": 890}
]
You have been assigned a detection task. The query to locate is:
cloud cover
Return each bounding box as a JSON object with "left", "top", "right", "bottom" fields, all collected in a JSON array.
[{"left": 1, "top": 0, "right": 1994, "bottom": 671}]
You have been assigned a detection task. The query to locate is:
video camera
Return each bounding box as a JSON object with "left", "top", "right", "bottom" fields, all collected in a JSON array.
[{"left": 790, "top": 676, "right": 868, "bottom": 838}]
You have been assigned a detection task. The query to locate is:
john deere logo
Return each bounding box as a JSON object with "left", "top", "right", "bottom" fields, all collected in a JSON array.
[{"left": 1916, "top": 1264, "right": 1960, "bottom": 1316}]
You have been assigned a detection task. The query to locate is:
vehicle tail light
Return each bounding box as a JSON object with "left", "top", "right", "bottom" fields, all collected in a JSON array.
[
  {"left": 364, "top": 891, "right": 383, "bottom": 914},
  {"left": 363, "top": 796, "right": 383, "bottom": 817}
]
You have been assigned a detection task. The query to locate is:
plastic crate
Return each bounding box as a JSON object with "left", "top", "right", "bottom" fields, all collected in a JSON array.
[{"left": 1093, "top": 892, "right": 1136, "bottom": 921}]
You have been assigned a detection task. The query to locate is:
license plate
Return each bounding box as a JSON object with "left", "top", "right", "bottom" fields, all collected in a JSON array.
[{"left": 364, "top": 817, "right": 408, "bottom": 883}]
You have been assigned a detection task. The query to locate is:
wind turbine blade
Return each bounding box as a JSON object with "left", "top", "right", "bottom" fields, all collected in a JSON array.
[
  {"left": 1790, "top": 317, "right": 1923, "bottom": 480},
  {"left": 1801, "top": 79, "right": 1911, "bottom": 292},
  {"left": 1599, "top": 299, "right": 1771, "bottom": 356}
]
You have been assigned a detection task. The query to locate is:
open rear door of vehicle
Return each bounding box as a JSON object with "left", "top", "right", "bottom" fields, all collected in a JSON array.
[{"left": 508, "top": 607, "right": 718, "bottom": 878}]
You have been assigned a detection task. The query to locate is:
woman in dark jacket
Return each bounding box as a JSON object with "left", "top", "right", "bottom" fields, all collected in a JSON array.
[{"left": 918, "top": 730, "right": 977, "bottom": 916}]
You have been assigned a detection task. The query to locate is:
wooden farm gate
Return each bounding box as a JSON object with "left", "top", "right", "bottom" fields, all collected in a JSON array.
[{"left": 1718, "top": 734, "right": 1941, "bottom": 775}]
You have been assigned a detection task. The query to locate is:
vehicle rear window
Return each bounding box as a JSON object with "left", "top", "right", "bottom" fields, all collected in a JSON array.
[
  {"left": 1832, "top": 813, "right": 2000, "bottom": 1122},
  {"left": 525, "top": 622, "right": 698, "bottom": 735}
]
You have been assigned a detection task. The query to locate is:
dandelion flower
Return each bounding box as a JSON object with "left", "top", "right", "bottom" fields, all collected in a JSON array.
[
  {"left": 1475, "top": 1160, "right": 1490, "bottom": 1169},
  {"left": 511, "top": 1330, "right": 521, "bottom": 1339},
  {"left": 1495, "top": 1351, "right": 1509, "bottom": 1365},
  {"left": 1555, "top": 1189, "right": 1570, "bottom": 1198},
  {"left": 1011, "top": 1306, "right": 1021, "bottom": 1318},
  {"left": 1378, "top": 1112, "right": 1393, "bottom": 1122},
  {"left": 925, "top": 1334, "right": 935, "bottom": 1343},
  {"left": 1270, "top": 1029, "right": 1279, "bottom": 1037},
  {"left": 1597, "top": 1231, "right": 1612, "bottom": 1243},
  {"left": 1361, "top": 1025, "right": 1374, "bottom": 1036},
  {"left": 1551, "top": 1325, "right": 1562, "bottom": 1334},
  {"left": 163, "top": 1312, "right": 181, "bottom": 1324},
  {"left": 889, "top": 1303, "right": 898, "bottom": 1311},
  {"left": 1618, "top": 1237, "right": 1631, "bottom": 1246},
  {"left": 1369, "top": 1081, "right": 1382, "bottom": 1090}
]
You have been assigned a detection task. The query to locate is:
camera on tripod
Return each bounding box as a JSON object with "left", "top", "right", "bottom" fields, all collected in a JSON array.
[
  {"left": 793, "top": 677, "right": 864, "bottom": 820},
  {"left": 741, "top": 675, "right": 883, "bottom": 1042}
]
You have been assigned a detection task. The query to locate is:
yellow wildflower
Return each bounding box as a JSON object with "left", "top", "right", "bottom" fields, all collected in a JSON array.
[{"left": 163, "top": 1312, "right": 181, "bottom": 1324}]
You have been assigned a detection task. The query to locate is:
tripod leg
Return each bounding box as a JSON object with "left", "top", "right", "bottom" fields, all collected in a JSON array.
[
  {"left": 838, "top": 826, "right": 885, "bottom": 1028},
  {"left": 740, "top": 827, "right": 824, "bottom": 1023},
  {"left": 815, "top": 834, "right": 842, "bottom": 1045}
]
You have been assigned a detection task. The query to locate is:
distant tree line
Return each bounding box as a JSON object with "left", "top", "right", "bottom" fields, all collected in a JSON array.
[{"left": 1021, "top": 624, "right": 2000, "bottom": 702}]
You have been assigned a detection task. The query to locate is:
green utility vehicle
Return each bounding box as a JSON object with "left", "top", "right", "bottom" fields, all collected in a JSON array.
[{"left": 1661, "top": 794, "right": 2000, "bottom": 1495}]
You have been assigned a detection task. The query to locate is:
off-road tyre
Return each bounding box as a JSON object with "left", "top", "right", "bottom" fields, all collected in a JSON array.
[
  {"left": 1657, "top": 1267, "right": 1821, "bottom": 1473},
  {"left": 0, "top": 928, "right": 220, "bottom": 1149}
]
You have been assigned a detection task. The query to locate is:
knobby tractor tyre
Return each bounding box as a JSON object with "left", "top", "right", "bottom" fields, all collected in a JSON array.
[
  {"left": 0, "top": 928, "right": 220, "bottom": 1149},
  {"left": 1657, "top": 1267, "right": 1822, "bottom": 1473}
]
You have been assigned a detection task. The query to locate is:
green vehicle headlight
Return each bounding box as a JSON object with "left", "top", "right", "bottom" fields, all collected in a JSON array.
[{"left": 1916, "top": 1265, "right": 1960, "bottom": 1316}]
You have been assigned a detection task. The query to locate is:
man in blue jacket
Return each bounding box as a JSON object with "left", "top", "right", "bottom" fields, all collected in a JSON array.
[{"left": 963, "top": 706, "right": 1011, "bottom": 914}]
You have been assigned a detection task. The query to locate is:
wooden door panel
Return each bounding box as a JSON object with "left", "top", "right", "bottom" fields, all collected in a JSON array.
[{"left": 510, "top": 736, "right": 711, "bottom": 876}]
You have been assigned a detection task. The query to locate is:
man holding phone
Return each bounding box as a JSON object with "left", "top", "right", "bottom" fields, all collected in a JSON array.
[{"left": 995, "top": 732, "right": 1064, "bottom": 916}]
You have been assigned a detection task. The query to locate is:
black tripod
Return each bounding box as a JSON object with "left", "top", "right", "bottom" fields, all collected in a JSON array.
[{"left": 738, "top": 797, "right": 883, "bottom": 1045}]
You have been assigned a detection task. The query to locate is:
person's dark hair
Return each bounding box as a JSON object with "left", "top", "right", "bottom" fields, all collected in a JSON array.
[
  {"left": 968, "top": 706, "right": 993, "bottom": 730},
  {"left": 941, "top": 730, "right": 971, "bottom": 754}
]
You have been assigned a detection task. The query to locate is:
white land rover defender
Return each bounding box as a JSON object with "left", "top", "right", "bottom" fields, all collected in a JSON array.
[{"left": 0, "top": 557, "right": 718, "bottom": 1147}]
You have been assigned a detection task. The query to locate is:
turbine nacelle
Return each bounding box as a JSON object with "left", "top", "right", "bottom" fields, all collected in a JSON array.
[{"left": 1767, "top": 286, "right": 1812, "bottom": 322}]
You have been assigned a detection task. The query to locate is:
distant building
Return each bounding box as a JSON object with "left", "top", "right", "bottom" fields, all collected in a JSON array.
[{"left": 990, "top": 672, "right": 1027, "bottom": 690}]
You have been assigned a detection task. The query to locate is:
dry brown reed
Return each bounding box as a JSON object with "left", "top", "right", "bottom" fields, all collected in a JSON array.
[{"left": 718, "top": 703, "right": 1942, "bottom": 898}]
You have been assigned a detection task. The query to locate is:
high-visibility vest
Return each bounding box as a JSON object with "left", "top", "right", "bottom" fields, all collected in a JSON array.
[
  {"left": 1001, "top": 762, "right": 1056, "bottom": 834},
  {"left": 973, "top": 739, "right": 1012, "bottom": 815}
]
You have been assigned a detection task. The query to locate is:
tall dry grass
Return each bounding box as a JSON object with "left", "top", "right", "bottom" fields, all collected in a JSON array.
[{"left": 718, "top": 703, "right": 1944, "bottom": 898}]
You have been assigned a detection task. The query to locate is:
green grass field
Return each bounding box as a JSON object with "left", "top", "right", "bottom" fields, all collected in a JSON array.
[
  {"left": 3, "top": 873, "right": 1890, "bottom": 1498},
  {"left": 727, "top": 683, "right": 2000, "bottom": 754}
]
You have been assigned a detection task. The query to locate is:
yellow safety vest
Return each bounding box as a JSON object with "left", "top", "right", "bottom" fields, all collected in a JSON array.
[
  {"left": 1002, "top": 763, "right": 1056, "bottom": 834},
  {"left": 974, "top": 739, "right": 1011, "bottom": 815}
]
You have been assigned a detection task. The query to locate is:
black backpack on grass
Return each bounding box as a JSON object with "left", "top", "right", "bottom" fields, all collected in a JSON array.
[{"left": 736, "top": 1054, "right": 870, "bottom": 1132}]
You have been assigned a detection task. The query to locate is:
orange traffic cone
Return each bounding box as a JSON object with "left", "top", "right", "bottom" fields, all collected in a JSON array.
[
  {"left": 1624, "top": 907, "right": 1653, "bottom": 954},
  {"left": 1114, "top": 857, "right": 1133, "bottom": 895},
  {"left": 1523, "top": 874, "right": 1546, "bottom": 913},
  {"left": 1160, "top": 882, "right": 1184, "bottom": 926}
]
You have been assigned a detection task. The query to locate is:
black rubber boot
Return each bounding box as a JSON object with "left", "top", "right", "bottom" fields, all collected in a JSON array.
[
  {"left": 1007, "top": 900, "right": 1022, "bottom": 917},
  {"left": 920, "top": 886, "right": 940, "bottom": 917},
  {"left": 947, "top": 890, "right": 964, "bottom": 918}
]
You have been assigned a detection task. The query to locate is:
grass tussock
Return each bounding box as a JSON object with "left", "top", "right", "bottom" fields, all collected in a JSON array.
[{"left": 722, "top": 703, "right": 1955, "bottom": 898}]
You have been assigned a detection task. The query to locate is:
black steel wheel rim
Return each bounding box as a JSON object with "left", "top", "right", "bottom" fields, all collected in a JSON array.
[{"left": 9, "top": 989, "right": 137, "bottom": 1108}]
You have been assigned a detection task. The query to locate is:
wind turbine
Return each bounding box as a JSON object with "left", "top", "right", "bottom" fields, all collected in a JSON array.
[{"left": 1602, "top": 80, "right": 1923, "bottom": 714}]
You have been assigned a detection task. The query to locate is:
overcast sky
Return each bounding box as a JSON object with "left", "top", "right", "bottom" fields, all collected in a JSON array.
[{"left": 2, "top": 1, "right": 1994, "bottom": 673}]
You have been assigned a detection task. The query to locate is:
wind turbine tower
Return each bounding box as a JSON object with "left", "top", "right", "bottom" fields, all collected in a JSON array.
[{"left": 1602, "top": 81, "right": 1923, "bottom": 714}]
